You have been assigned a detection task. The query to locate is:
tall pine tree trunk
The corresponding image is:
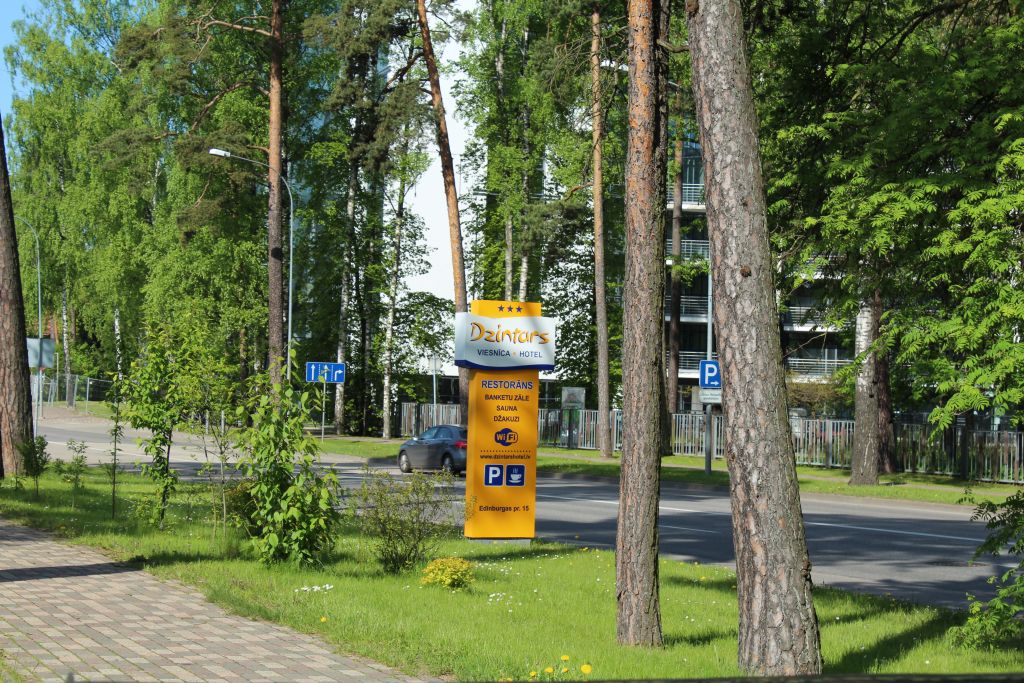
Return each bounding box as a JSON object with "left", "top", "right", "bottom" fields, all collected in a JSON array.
[
  {"left": 0, "top": 115, "right": 33, "bottom": 477},
  {"left": 418, "top": 0, "right": 469, "bottom": 421},
  {"left": 591, "top": 4, "right": 612, "bottom": 459},
  {"left": 851, "top": 288, "right": 882, "bottom": 485},
  {"left": 266, "top": 0, "right": 285, "bottom": 385},
  {"left": 667, "top": 99, "right": 683, "bottom": 413},
  {"left": 616, "top": 0, "right": 667, "bottom": 648},
  {"left": 686, "top": 0, "right": 822, "bottom": 674}
]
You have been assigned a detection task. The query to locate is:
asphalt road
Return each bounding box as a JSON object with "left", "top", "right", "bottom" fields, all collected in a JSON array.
[{"left": 35, "top": 409, "right": 1008, "bottom": 610}]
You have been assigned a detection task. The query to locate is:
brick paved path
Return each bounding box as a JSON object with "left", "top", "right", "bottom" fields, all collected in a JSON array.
[{"left": 0, "top": 518, "right": 434, "bottom": 683}]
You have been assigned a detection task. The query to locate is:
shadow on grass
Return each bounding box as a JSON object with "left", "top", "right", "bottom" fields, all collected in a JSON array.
[
  {"left": 664, "top": 627, "right": 737, "bottom": 647},
  {"left": 825, "top": 610, "right": 954, "bottom": 673}
]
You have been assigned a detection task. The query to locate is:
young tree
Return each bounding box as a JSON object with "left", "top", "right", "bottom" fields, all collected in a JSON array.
[
  {"left": 686, "top": 0, "right": 822, "bottom": 674},
  {"left": 616, "top": 0, "right": 669, "bottom": 648},
  {"left": 0, "top": 114, "right": 33, "bottom": 479}
]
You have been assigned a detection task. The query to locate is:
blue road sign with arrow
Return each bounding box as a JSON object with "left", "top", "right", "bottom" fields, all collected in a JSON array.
[{"left": 305, "top": 361, "right": 346, "bottom": 384}]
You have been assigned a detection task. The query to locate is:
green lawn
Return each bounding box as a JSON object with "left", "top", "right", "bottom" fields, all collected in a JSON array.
[
  {"left": 318, "top": 436, "right": 1016, "bottom": 506},
  {"left": 1, "top": 470, "right": 1021, "bottom": 681}
]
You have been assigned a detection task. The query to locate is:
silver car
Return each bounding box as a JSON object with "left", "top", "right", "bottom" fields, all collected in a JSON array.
[{"left": 398, "top": 425, "right": 467, "bottom": 475}]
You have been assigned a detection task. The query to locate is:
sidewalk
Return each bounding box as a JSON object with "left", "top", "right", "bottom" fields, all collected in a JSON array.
[{"left": 0, "top": 518, "right": 436, "bottom": 683}]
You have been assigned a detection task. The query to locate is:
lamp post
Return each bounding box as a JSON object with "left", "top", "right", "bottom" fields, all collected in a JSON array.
[
  {"left": 15, "top": 217, "right": 43, "bottom": 437},
  {"left": 209, "top": 148, "right": 296, "bottom": 380}
]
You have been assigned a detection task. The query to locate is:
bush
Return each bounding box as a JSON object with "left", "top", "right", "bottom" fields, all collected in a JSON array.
[
  {"left": 351, "top": 466, "right": 456, "bottom": 574},
  {"left": 421, "top": 557, "right": 474, "bottom": 589},
  {"left": 952, "top": 491, "right": 1024, "bottom": 648},
  {"left": 235, "top": 381, "right": 340, "bottom": 565},
  {"left": 224, "top": 479, "right": 260, "bottom": 535},
  {"left": 16, "top": 436, "right": 50, "bottom": 498}
]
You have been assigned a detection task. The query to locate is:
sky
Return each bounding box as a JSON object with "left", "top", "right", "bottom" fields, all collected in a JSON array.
[{"left": 0, "top": 0, "right": 467, "bottom": 304}]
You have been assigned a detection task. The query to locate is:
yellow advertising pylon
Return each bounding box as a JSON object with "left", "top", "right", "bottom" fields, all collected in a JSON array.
[{"left": 460, "top": 300, "right": 552, "bottom": 539}]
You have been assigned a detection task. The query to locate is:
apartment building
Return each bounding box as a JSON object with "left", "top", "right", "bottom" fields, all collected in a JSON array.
[{"left": 667, "top": 143, "right": 851, "bottom": 412}]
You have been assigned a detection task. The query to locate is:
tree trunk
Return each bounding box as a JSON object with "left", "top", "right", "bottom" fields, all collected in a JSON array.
[
  {"left": 504, "top": 215, "right": 514, "bottom": 300},
  {"left": 62, "top": 276, "right": 72, "bottom": 407},
  {"left": 877, "top": 348, "right": 896, "bottom": 473},
  {"left": 335, "top": 162, "right": 357, "bottom": 435},
  {"left": 0, "top": 115, "right": 33, "bottom": 478},
  {"left": 616, "top": 0, "right": 667, "bottom": 648},
  {"left": 381, "top": 168, "right": 408, "bottom": 440},
  {"left": 591, "top": 4, "right": 612, "bottom": 459},
  {"left": 417, "top": 0, "right": 469, "bottom": 422},
  {"left": 518, "top": 249, "right": 529, "bottom": 301},
  {"left": 667, "top": 104, "right": 683, "bottom": 413},
  {"left": 266, "top": 0, "right": 285, "bottom": 385},
  {"left": 686, "top": 0, "right": 822, "bottom": 674},
  {"left": 113, "top": 307, "right": 123, "bottom": 379},
  {"left": 851, "top": 289, "right": 881, "bottom": 485}
]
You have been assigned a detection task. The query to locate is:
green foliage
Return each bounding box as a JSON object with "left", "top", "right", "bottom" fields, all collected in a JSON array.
[
  {"left": 62, "top": 442, "right": 88, "bottom": 509},
  {"left": 235, "top": 378, "right": 340, "bottom": 565},
  {"left": 351, "top": 466, "right": 457, "bottom": 574},
  {"left": 104, "top": 377, "right": 124, "bottom": 519},
  {"left": 224, "top": 479, "right": 260, "bottom": 537},
  {"left": 420, "top": 557, "right": 475, "bottom": 590},
  {"left": 952, "top": 491, "right": 1024, "bottom": 649},
  {"left": 16, "top": 437, "right": 50, "bottom": 498}
]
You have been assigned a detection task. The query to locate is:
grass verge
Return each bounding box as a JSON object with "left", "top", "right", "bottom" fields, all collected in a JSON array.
[
  {"left": 1, "top": 470, "right": 1020, "bottom": 681},
  {"left": 322, "top": 436, "right": 1013, "bottom": 506}
]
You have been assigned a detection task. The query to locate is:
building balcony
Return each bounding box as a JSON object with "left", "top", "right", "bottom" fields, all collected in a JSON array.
[
  {"left": 669, "top": 350, "right": 850, "bottom": 379},
  {"left": 665, "top": 238, "right": 710, "bottom": 261},
  {"left": 666, "top": 183, "right": 706, "bottom": 210}
]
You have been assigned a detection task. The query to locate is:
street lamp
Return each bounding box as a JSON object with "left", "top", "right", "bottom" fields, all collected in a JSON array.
[
  {"left": 209, "top": 147, "right": 297, "bottom": 380},
  {"left": 15, "top": 216, "right": 43, "bottom": 437}
]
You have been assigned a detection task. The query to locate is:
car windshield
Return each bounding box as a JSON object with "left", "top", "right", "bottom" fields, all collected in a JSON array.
[{"left": 458, "top": 428, "right": 467, "bottom": 439}]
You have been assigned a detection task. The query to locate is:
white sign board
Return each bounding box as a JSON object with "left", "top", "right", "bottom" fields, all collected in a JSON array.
[
  {"left": 562, "top": 387, "right": 585, "bottom": 409},
  {"left": 454, "top": 312, "right": 557, "bottom": 371},
  {"left": 27, "top": 338, "right": 55, "bottom": 369},
  {"left": 699, "top": 388, "right": 722, "bottom": 405}
]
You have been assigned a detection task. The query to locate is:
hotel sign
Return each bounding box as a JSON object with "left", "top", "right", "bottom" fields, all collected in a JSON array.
[{"left": 454, "top": 311, "right": 556, "bottom": 371}]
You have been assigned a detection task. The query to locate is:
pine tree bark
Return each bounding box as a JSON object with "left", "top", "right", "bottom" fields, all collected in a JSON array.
[
  {"left": 417, "top": 0, "right": 469, "bottom": 421},
  {"left": 686, "top": 0, "right": 822, "bottom": 674},
  {"left": 0, "top": 115, "right": 33, "bottom": 478},
  {"left": 616, "top": 0, "right": 667, "bottom": 648},
  {"left": 266, "top": 0, "right": 285, "bottom": 385},
  {"left": 851, "top": 288, "right": 882, "bottom": 485},
  {"left": 591, "top": 4, "right": 612, "bottom": 459},
  {"left": 667, "top": 101, "right": 683, "bottom": 412}
]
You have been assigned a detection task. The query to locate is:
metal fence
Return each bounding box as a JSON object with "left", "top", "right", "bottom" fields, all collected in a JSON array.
[
  {"left": 400, "top": 402, "right": 1024, "bottom": 484},
  {"left": 32, "top": 372, "right": 114, "bottom": 414}
]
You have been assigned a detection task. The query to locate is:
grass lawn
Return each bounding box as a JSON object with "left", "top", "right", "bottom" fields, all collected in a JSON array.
[
  {"left": 1, "top": 470, "right": 1021, "bottom": 681},
  {"left": 318, "top": 436, "right": 1015, "bottom": 506}
]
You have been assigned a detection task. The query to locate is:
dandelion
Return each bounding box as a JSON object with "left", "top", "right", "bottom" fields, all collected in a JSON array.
[
  {"left": 529, "top": 672, "right": 538, "bottom": 678},
  {"left": 581, "top": 664, "right": 593, "bottom": 675},
  {"left": 560, "top": 655, "right": 570, "bottom": 662},
  {"left": 544, "top": 667, "right": 554, "bottom": 674},
  {"left": 320, "top": 616, "right": 327, "bottom": 623},
  {"left": 561, "top": 667, "right": 569, "bottom": 674}
]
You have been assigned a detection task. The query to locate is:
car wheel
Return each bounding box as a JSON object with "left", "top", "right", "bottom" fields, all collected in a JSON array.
[
  {"left": 441, "top": 454, "right": 454, "bottom": 475},
  {"left": 398, "top": 451, "right": 412, "bottom": 473}
]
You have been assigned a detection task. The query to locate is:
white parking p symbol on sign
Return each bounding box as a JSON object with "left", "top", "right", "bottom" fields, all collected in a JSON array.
[{"left": 699, "top": 360, "right": 721, "bottom": 389}]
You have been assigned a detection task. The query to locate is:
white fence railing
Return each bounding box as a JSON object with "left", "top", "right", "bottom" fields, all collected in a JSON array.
[{"left": 400, "top": 402, "right": 1024, "bottom": 484}]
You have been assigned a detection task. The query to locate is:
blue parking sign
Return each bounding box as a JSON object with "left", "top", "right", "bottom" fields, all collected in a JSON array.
[
  {"left": 484, "top": 464, "right": 504, "bottom": 487},
  {"left": 699, "top": 360, "right": 721, "bottom": 388}
]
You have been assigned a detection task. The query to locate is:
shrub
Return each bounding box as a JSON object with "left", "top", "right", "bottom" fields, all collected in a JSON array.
[
  {"left": 421, "top": 557, "right": 474, "bottom": 589},
  {"left": 16, "top": 436, "right": 50, "bottom": 498},
  {"left": 63, "top": 442, "right": 88, "bottom": 509},
  {"left": 351, "top": 466, "right": 456, "bottom": 574},
  {"left": 235, "top": 381, "right": 340, "bottom": 565},
  {"left": 224, "top": 479, "right": 260, "bottom": 535},
  {"left": 952, "top": 491, "right": 1024, "bottom": 648}
]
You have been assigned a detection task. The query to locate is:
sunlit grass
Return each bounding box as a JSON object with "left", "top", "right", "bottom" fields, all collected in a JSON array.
[{"left": 1, "top": 469, "right": 1021, "bottom": 680}]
